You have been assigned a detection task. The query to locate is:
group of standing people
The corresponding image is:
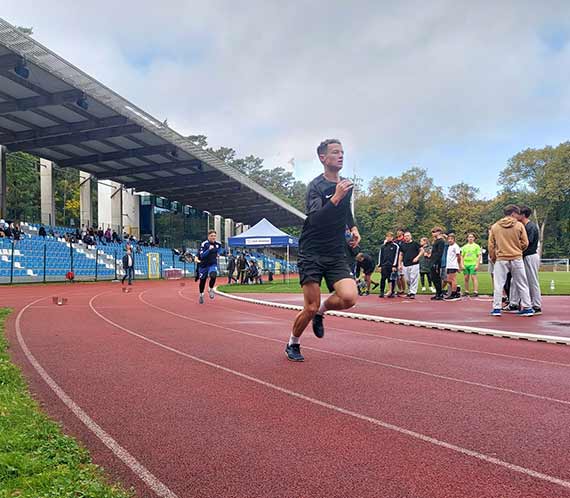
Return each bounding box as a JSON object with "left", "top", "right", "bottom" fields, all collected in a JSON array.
[{"left": 488, "top": 204, "right": 541, "bottom": 316}]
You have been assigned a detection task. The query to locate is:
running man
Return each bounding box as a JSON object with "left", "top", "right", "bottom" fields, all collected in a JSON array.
[
  {"left": 460, "top": 233, "right": 481, "bottom": 296},
  {"left": 197, "top": 230, "right": 222, "bottom": 304},
  {"left": 286, "top": 139, "right": 360, "bottom": 362}
]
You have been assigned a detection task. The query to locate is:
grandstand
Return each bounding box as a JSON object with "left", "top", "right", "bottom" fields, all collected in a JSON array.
[{"left": 0, "top": 222, "right": 296, "bottom": 284}]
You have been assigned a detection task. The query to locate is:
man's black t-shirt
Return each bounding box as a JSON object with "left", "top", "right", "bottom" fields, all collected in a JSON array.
[
  {"left": 400, "top": 241, "right": 421, "bottom": 267},
  {"left": 299, "top": 175, "right": 355, "bottom": 257},
  {"left": 523, "top": 221, "right": 539, "bottom": 257}
]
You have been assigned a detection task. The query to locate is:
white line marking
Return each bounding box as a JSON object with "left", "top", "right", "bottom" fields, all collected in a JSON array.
[
  {"left": 215, "top": 289, "right": 570, "bottom": 345},
  {"left": 87, "top": 291, "right": 570, "bottom": 491},
  {"left": 138, "top": 291, "right": 570, "bottom": 407},
  {"left": 178, "top": 290, "right": 570, "bottom": 369},
  {"left": 15, "top": 297, "right": 179, "bottom": 498}
]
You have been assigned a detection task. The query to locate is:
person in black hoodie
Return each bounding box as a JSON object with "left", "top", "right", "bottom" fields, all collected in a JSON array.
[
  {"left": 378, "top": 231, "right": 400, "bottom": 298},
  {"left": 429, "top": 227, "right": 445, "bottom": 300}
]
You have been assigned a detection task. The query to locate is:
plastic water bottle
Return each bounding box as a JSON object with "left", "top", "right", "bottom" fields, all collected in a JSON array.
[{"left": 550, "top": 280, "right": 555, "bottom": 291}]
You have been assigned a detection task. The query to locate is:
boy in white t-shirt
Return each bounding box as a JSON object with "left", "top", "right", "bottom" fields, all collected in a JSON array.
[{"left": 444, "top": 233, "right": 462, "bottom": 301}]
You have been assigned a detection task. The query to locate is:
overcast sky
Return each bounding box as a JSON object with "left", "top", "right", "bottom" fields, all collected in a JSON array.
[{"left": 3, "top": 1, "right": 570, "bottom": 197}]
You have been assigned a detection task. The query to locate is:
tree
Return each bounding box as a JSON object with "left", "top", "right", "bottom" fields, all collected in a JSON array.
[
  {"left": 499, "top": 142, "right": 570, "bottom": 257},
  {"left": 5, "top": 152, "right": 40, "bottom": 222},
  {"left": 16, "top": 26, "right": 33, "bottom": 35}
]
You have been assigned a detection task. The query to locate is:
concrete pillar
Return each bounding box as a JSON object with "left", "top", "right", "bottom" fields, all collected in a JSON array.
[
  {"left": 224, "top": 218, "right": 234, "bottom": 246},
  {"left": 214, "top": 215, "right": 222, "bottom": 237},
  {"left": 97, "top": 180, "right": 113, "bottom": 230},
  {"left": 110, "top": 182, "right": 122, "bottom": 235},
  {"left": 79, "top": 171, "right": 92, "bottom": 228},
  {"left": 0, "top": 146, "right": 6, "bottom": 220},
  {"left": 122, "top": 189, "right": 140, "bottom": 238},
  {"left": 40, "top": 158, "right": 55, "bottom": 226}
]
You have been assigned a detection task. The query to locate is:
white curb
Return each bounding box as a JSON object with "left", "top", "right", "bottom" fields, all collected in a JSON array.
[{"left": 214, "top": 289, "right": 570, "bottom": 346}]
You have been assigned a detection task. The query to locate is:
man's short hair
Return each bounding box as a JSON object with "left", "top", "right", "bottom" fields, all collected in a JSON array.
[
  {"left": 385, "top": 231, "right": 393, "bottom": 237},
  {"left": 404, "top": 231, "right": 412, "bottom": 236},
  {"left": 431, "top": 227, "right": 443, "bottom": 234},
  {"left": 208, "top": 229, "right": 217, "bottom": 235},
  {"left": 317, "top": 139, "right": 341, "bottom": 157},
  {"left": 503, "top": 204, "right": 520, "bottom": 216},
  {"left": 467, "top": 232, "right": 476, "bottom": 239},
  {"left": 519, "top": 205, "right": 532, "bottom": 218},
  {"left": 448, "top": 233, "right": 456, "bottom": 239}
]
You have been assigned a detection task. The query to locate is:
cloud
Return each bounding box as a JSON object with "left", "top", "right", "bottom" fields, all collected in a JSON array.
[{"left": 3, "top": 1, "right": 570, "bottom": 193}]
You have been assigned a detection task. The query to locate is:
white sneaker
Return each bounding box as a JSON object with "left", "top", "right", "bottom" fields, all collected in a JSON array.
[
  {"left": 209, "top": 288, "right": 215, "bottom": 299},
  {"left": 421, "top": 287, "right": 426, "bottom": 292},
  {"left": 430, "top": 287, "right": 436, "bottom": 293},
  {"left": 199, "top": 294, "right": 204, "bottom": 304}
]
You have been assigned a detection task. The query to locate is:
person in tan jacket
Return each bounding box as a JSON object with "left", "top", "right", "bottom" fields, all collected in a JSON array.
[{"left": 488, "top": 205, "right": 534, "bottom": 316}]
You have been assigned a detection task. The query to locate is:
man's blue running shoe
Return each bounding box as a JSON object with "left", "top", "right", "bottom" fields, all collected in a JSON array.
[
  {"left": 490, "top": 309, "right": 502, "bottom": 316},
  {"left": 312, "top": 313, "right": 325, "bottom": 338},
  {"left": 285, "top": 343, "right": 304, "bottom": 362},
  {"left": 518, "top": 308, "right": 535, "bottom": 317}
]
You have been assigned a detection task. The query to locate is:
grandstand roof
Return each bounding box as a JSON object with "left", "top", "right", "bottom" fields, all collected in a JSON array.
[{"left": 0, "top": 18, "right": 306, "bottom": 227}]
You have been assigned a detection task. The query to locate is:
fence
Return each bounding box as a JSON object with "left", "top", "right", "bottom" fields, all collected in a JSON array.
[{"left": 0, "top": 237, "right": 198, "bottom": 284}]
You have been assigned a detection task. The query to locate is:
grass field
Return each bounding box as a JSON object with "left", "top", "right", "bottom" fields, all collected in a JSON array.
[
  {"left": 0, "top": 308, "right": 132, "bottom": 498},
  {"left": 218, "top": 271, "right": 570, "bottom": 295}
]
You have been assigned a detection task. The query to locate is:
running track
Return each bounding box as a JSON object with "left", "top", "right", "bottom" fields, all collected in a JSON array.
[{"left": 3, "top": 281, "right": 570, "bottom": 498}]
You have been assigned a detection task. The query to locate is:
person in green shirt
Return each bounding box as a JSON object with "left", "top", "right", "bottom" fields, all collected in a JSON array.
[{"left": 460, "top": 233, "right": 482, "bottom": 296}]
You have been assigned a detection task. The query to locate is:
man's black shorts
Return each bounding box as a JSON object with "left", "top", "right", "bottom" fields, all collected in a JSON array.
[{"left": 298, "top": 254, "right": 354, "bottom": 292}]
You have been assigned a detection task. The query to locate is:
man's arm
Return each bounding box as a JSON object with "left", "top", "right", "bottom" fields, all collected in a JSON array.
[
  {"left": 519, "top": 224, "right": 529, "bottom": 252},
  {"left": 488, "top": 231, "right": 496, "bottom": 263},
  {"left": 412, "top": 246, "right": 424, "bottom": 263}
]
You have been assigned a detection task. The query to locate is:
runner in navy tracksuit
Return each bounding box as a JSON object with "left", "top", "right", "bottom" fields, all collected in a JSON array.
[{"left": 197, "top": 230, "right": 222, "bottom": 304}]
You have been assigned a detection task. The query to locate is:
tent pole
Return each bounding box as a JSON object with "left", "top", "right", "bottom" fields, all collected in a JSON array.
[{"left": 286, "top": 244, "right": 290, "bottom": 284}]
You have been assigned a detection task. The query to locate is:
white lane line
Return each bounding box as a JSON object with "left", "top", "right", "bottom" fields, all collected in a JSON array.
[
  {"left": 140, "top": 291, "right": 570, "bottom": 407},
  {"left": 215, "top": 289, "right": 570, "bottom": 345},
  {"left": 178, "top": 289, "right": 570, "bottom": 369},
  {"left": 88, "top": 291, "right": 570, "bottom": 491},
  {"left": 16, "top": 297, "right": 179, "bottom": 498}
]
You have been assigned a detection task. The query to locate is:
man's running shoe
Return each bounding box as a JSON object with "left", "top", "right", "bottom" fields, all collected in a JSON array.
[
  {"left": 408, "top": 293, "right": 415, "bottom": 299},
  {"left": 209, "top": 288, "right": 215, "bottom": 300},
  {"left": 379, "top": 293, "right": 385, "bottom": 298},
  {"left": 430, "top": 287, "right": 436, "bottom": 293},
  {"left": 518, "top": 308, "right": 535, "bottom": 317},
  {"left": 431, "top": 294, "right": 444, "bottom": 301},
  {"left": 503, "top": 304, "right": 519, "bottom": 313},
  {"left": 421, "top": 286, "right": 426, "bottom": 291},
  {"left": 285, "top": 343, "right": 304, "bottom": 362},
  {"left": 199, "top": 294, "right": 204, "bottom": 304},
  {"left": 532, "top": 307, "right": 542, "bottom": 315},
  {"left": 444, "top": 292, "right": 461, "bottom": 301},
  {"left": 387, "top": 293, "right": 395, "bottom": 298},
  {"left": 490, "top": 308, "right": 502, "bottom": 316},
  {"left": 312, "top": 313, "right": 325, "bottom": 338},
  {"left": 472, "top": 292, "right": 479, "bottom": 297}
]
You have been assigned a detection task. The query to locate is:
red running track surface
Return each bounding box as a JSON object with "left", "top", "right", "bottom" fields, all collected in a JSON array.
[{"left": 3, "top": 280, "right": 570, "bottom": 498}]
